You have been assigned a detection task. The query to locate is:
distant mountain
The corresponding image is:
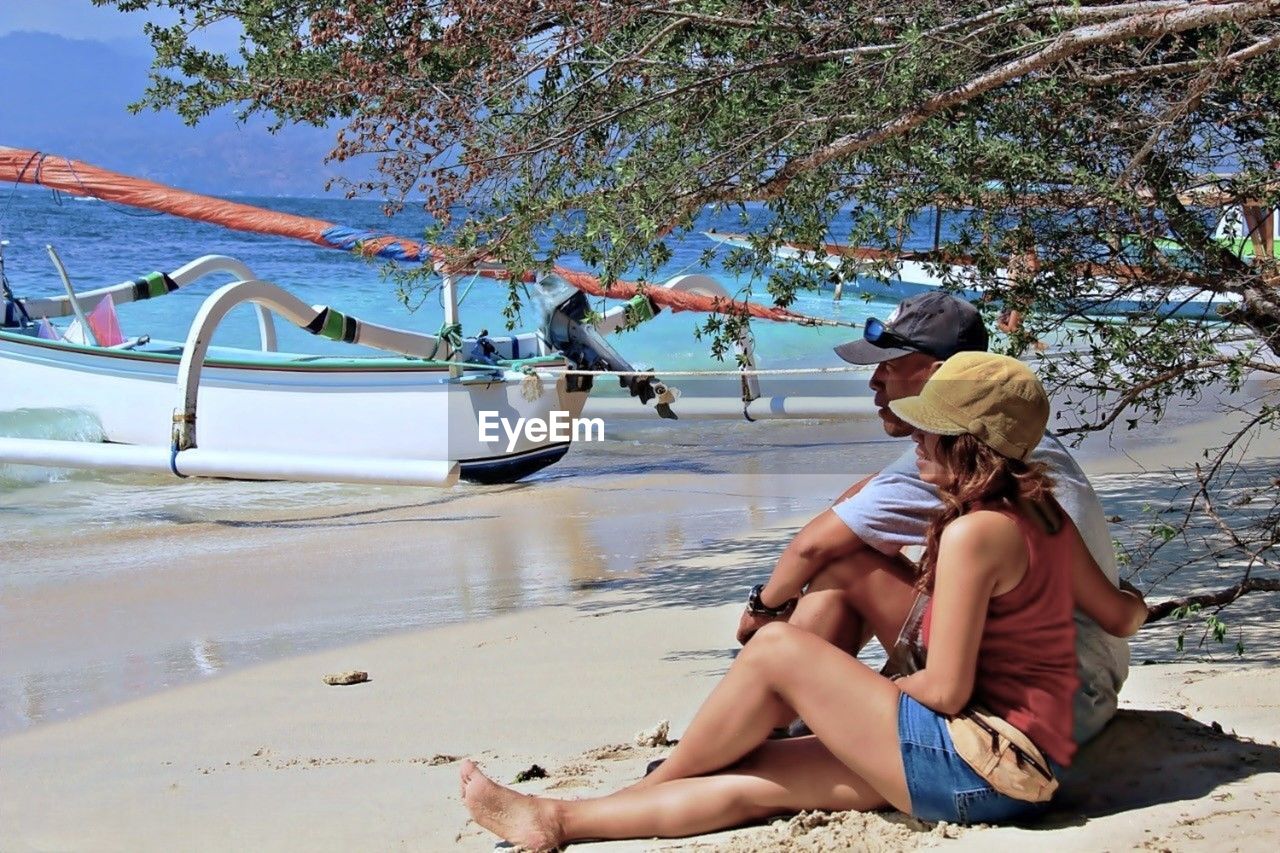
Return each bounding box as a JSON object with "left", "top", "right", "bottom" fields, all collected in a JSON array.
[{"left": 0, "top": 31, "right": 361, "bottom": 197}]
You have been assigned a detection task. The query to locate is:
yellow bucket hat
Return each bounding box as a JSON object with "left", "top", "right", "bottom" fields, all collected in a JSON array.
[{"left": 887, "top": 352, "right": 1049, "bottom": 461}]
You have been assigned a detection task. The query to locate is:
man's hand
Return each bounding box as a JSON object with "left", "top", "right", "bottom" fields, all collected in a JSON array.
[{"left": 737, "top": 609, "right": 783, "bottom": 645}]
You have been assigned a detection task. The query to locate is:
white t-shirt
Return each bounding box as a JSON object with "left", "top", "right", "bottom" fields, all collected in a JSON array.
[{"left": 832, "top": 433, "right": 1129, "bottom": 744}]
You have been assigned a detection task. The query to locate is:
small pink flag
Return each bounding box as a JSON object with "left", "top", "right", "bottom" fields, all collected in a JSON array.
[
  {"left": 36, "top": 317, "right": 60, "bottom": 340},
  {"left": 86, "top": 294, "right": 124, "bottom": 347}
]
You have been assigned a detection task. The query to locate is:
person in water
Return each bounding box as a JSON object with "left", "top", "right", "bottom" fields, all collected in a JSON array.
[{"left": 460, "top": 353, "right": 1147, "bottom": 849}]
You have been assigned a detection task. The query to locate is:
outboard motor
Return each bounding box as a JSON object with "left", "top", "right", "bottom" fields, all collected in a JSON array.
[
  {"left": 533, "top": 274, "right": 678, "bottom": 419},
  {"left": 1, "top": 239, "right": 33, "bottom": 330}
]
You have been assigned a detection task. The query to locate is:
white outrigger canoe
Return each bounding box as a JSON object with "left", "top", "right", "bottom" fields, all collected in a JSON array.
[
  {"left": 0, "top": 253, "right": 588, "bottom": 486},
  {"left": 1, "top": 147, "right": 788, "bottom": 488},
  {"left": 0, "top": 247, "right": 758, "bottom": 487},
  {"left": 704, "top": 227, "right": 1256, "bottom": 321}
]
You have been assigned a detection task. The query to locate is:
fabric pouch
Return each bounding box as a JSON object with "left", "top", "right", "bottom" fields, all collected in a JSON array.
[{"left": 945, "top": 706, "right": 1058, "bottom": 803}]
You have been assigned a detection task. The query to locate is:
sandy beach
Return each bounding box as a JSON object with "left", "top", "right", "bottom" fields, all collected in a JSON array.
[
  {"left": 7, "top": 6, "right": 1280, "bottom": 849},
  {"left": 2, "top": 396, "right": 1278, "bottom": 852}
]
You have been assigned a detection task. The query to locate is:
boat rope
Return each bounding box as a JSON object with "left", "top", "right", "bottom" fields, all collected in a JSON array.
[
  {"left": 0, "top": 251, "right": 33, "bottom": 326},
  {"left": 168, "top": 445, "right": 188, "bottom": 478},
  {"left": 350, "top": 357, "right": 867, "bottom": 378},
  {"left": 62, "top": 157, "right": 165, "bottom": 218},
  {"left": 426, "top": 321, "right": 464, "bottom": 359},
  {"left": 456, "top": 271, "right": 483, "bottom": 306},
  {"left": 0, "top": 149, "right": 41, "bottom": 227},
  {"left": 540, "top": 365, "right": 870, "bottom": 378}
]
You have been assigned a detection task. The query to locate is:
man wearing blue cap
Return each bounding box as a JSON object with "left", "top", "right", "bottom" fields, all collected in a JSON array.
[{"left": 736, "top": 291, "right": 1141, "bottom": 746}]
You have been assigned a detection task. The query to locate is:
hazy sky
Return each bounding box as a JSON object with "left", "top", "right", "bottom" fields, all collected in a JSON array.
[{"left": 0, "top": 0, "right": 241, "bottom": 53}]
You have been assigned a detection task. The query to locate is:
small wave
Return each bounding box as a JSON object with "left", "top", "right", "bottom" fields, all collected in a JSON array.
[{"left": 0, "top": 408, "right": 106, "bottom": 488}]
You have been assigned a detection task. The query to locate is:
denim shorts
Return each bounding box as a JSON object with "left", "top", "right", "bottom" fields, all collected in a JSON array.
[{"left": 897, "top": 693, "right": 1049, "bottom": 824}]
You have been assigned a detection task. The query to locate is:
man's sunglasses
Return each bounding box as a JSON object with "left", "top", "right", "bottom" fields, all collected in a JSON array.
[{"left": 864, "top": 317, "right": 941, "bottom": 359}]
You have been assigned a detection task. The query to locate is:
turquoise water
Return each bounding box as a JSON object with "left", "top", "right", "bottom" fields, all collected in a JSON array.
[
  {"left": 0, "top": 186, "right": 907, "bottom": 734},
  {"left": 0, "top": 189, "right": 898, "bottom": 370},
  {"left": 0, "top": 186, "right": 893, "bottom": 532}
]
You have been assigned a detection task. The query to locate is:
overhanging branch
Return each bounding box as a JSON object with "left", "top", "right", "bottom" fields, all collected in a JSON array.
[
  {"left": 737, "top": 0, "right": 1280, "bottom": 204},
  {"left": 1146, "top": 578, "right": 1280, "bottom": 622}
]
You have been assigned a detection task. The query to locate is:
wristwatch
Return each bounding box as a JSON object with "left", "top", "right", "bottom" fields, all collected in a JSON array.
[{"left": 746, "top": 583, "right": 798, "bottom": 617}]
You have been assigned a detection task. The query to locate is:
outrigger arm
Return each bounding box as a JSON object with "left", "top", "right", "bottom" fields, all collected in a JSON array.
[
  {"left": 16, "top": 254, "right": 282, "bottom": 352},
  {"left": 172, "top": 278, "right": 462, "bottom": 451}
]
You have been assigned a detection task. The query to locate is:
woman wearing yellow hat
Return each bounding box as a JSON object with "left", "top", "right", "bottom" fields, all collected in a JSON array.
[{"left": 460, "top": 353, "right": 1147, "bottom": 849}]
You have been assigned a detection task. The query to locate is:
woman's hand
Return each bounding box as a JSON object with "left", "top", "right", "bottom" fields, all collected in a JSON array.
[{"left": 1072, "top": 535, "right": 1151, "bottom": 638}]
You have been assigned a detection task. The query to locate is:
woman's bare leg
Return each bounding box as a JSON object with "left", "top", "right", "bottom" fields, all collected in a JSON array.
[
  {"left": 763, "top": 549, "right": 920, "bottom": 731},
  {"left": 462, "top": 734, "right": 896, "bottom": 849},
  {"left": 633, "top": 622, "right": 909, "bottom": 811}
]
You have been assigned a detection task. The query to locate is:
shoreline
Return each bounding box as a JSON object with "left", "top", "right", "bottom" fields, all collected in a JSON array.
[
  {"left": 0, "top": 417, "right": 884, "bottom": 734},
  {"left": 1, "top": 382, "right": 1253, "bottom": 735}
]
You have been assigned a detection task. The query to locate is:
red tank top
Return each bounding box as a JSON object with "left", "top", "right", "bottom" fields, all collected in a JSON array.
[{"left": 922, "top": 504, "right": 1079, "bottom": 766}]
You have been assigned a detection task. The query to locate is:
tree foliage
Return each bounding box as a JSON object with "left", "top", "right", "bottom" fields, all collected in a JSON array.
[{"left": 102, "top": 0, "right": 1279, "bottom": 630}]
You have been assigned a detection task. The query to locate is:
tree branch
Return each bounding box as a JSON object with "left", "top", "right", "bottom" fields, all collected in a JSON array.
[
  {"left": 1051, "top": 356, "right": 1233, "bottom": 436},
  {"left": 1145, "top": 578, "right": 1280, "bottom": 622},
  {"left": 741, "top": 0, "right": 1280, "bottom": 204},
  {"left": 1082, "top": 31, "right": 1280, "bottom": 84}
]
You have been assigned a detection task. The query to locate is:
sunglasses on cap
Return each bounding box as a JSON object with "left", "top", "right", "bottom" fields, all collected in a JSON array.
[{"left": 864, "top": 316, "right": 943, "bottom": 359}]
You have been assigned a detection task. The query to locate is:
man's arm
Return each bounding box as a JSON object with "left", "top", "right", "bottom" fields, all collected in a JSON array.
[
  {"left": 753, "top": 472, "right": 879, "bottom": 605},
  {"left": 736, "top": 508, "right": 869, "bottom": 644},
  {"left": 760, "top": 509, "right": 868, "bottom": 605},
  {"left": 737, "top": 453, "right": 938, "bottom": 644}
]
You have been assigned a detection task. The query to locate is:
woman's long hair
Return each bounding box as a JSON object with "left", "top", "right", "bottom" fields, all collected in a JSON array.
[{"left": 918, "top": 433, "right": 1056, "bottom": 593}]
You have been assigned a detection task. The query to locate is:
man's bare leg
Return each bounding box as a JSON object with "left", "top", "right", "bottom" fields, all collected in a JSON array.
[{"left": 789, "top": 548, "right": 920, "bottom": 655}]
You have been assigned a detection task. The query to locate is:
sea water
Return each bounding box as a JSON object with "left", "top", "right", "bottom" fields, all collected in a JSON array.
[
  {"left": 0, "top": 186, "right": 904, "bottom": 509},
  {"left": 0, "top": 187, "right": 911, "bottom": 731},
  {"left": 0, "top": 188, "right": 900, "bottom": 366}
]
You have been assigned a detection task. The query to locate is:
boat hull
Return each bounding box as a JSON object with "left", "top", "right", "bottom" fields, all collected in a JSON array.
[{"left": 0, "top": 332, "right": 589, "bottom": 484}]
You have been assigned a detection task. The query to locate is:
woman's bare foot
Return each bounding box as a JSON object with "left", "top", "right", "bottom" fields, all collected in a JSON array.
[{"left": 460, "top": 760, "right": 563, "bottom": 851}]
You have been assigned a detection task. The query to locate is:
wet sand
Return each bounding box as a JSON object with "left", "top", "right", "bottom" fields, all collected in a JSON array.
[
  {"left": 2, "top": 455, "right": 1277, "bottom": 851},
  {"left": 1, "top": 414, "right": 896, "bottom": 733}
]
